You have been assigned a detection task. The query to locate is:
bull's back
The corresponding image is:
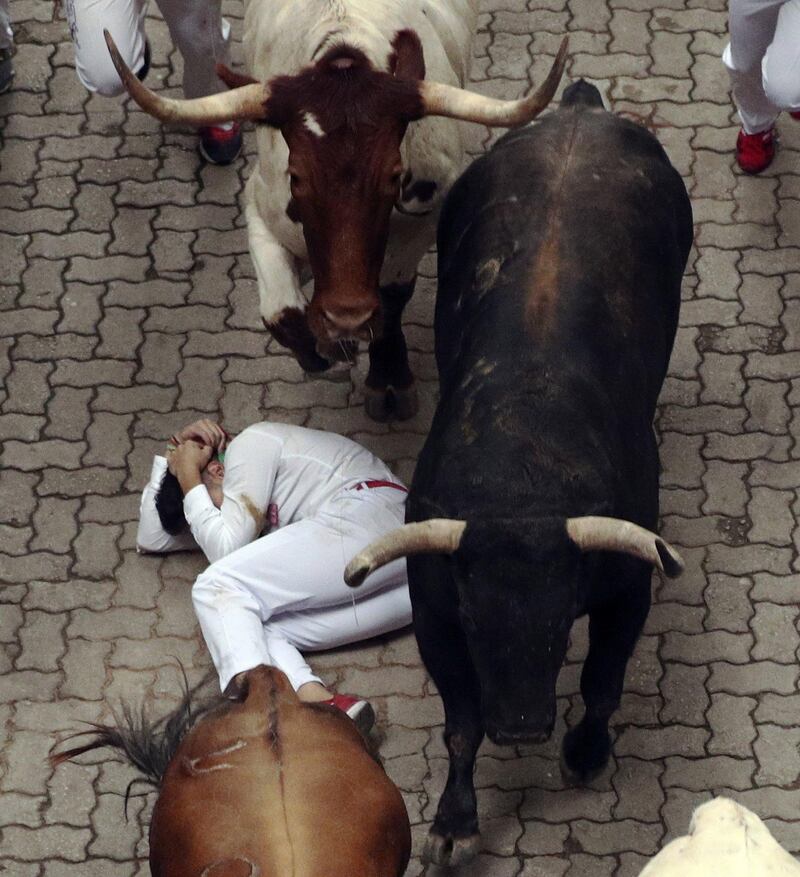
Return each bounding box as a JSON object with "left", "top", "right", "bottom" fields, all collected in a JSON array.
[
  {"left": 150, "top": 669, "right": 410, "bottom": 876},
  {"left": 412, "top": 99, "right": 692, "bottom": 520},
  {"left": 436, "top": 102, "right": 692, "bottom": 405}
]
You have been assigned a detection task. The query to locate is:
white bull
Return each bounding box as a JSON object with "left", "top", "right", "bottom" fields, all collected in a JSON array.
[
  {"left": 640, "top": 798, "right": 800, "bottom": 877},
  {"left": 104, "top": 3, "right": 567, "bottom": 420}
]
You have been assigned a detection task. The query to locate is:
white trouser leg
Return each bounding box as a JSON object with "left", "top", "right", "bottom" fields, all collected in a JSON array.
[
  {"left": 723, "top": 0, "right": 795, "bottom": 133},
  {"left": 65, "top": 0, "right": 229, "bottom": 98},
  {"left": 0, "top": 0, "right": 12, "bottom": 51},
  {"left": 155, "top": 0, "right": 230, "bottom": 99},
  {"left": 192, "top": 490, "right": 410, "bottom": 693},
  {"left": 264, "top": 584, "right": 414, "bottom": 690},
  {"left": 66, "top": 0, "right": 148, "bottom": 96},
  {"left": 761, "top": 0, "right": 800, "bottom": 113}
]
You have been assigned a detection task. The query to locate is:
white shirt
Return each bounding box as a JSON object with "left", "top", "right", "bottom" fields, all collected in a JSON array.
[{"left": 137, "top": 422, "right": 403, "bottom": 564}]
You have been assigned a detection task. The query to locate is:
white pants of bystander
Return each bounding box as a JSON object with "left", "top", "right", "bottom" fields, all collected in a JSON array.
[
  {"left": 64, "top": 0, "right": 230, "bottom": 98},
  {"left": 192, "top": 486, "right": 413, "bottom": 694},
  {"left": 723, "top": 0, "right": 800, "bottom": 133}
]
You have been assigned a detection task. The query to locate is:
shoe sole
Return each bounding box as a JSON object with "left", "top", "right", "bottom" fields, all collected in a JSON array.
[
  {"left": 346, "top": 700, "right": 376, "bottom": 736},
  {"left": 198, "top": 139, "right": 242, "bottom": 166}
]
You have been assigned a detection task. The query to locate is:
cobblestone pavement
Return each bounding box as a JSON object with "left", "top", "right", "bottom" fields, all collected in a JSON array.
[{"left": 1, "top": 0, "right": 800, "bottom": 874}]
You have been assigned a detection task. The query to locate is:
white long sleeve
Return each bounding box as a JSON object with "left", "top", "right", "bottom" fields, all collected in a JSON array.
[
  {"left": 182, "top": 428, "right": 281, "bottom": 564},
  {"left": 136, "top": 456, "right": 198, "bottom": 554}
]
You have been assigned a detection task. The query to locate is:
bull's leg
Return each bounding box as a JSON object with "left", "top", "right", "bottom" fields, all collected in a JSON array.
[
  {"left": 245, "top": 174, "right": 331, "bottom": 373},
  {"left": 411, "top": 566, "right": 484, "bottom": 866},
  {"left": 561, "top": 570, "right": 651, "bottom": 784},
  {"left": 364, "top": 278, "right": 417, "bottom": 421}
]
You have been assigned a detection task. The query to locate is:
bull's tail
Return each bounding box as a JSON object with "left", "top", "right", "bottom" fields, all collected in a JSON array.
[
  {"left": 51, "top": 669, "right": 222, "bottom": 788},
  {"left": 560, "top": 79, "right": 604, "bottom": 109}
]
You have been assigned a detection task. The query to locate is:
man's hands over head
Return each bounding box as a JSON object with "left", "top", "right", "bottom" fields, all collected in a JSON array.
[{"left": 170, "top": 419, "right": 229, "bottom": 453}]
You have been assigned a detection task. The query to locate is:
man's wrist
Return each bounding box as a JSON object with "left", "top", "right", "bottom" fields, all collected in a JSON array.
[{"left": 175, "top": 462, "right": 203, "bottom": 495}]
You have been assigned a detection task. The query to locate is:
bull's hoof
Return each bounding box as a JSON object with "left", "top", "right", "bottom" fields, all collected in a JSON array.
[
  {"left": 422, "top": 830, "right": 481, "bottom": 867},
  {"left": 559, "top": 724, "right": 611, "bottom": 786},
  {"left": 393, "top": 384, "right": 418, "bottom": 421},
  {"left": 296, "top": 349, "right": 333, "bottom": 373},
  {"left": 363, "top": 384, "right": 418, "bottom": 422}
]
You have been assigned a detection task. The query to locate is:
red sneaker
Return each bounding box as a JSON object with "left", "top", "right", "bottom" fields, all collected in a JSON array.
[
  {"left": 323, "top": 693, "right": 375, "bottom": 735},
  {"left": 199, "top": 122, "right": 243, "bottom": 165},
  {"left": 735, "top": 127, "right": 775, "bottom": 174}
]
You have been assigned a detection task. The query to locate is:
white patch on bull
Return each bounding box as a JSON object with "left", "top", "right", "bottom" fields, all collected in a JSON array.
[
  {"left": 303, "top": 112, "right": 325, "bottom": 137},
  {"left": 181, "top": 738, "right": 248, "bottom": 776}
]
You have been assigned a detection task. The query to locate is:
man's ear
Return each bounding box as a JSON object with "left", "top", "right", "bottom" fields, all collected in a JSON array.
[
  {"left": 389, "top": 29, "right": 425, "bottom": 81},
  {"left": 207, "top": 460, "right": 225, "bottom": 482}
]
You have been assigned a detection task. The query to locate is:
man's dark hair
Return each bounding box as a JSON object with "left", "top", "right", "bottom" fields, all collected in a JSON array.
[{"left": 155, "top": 471, "right": 188, "bottom": 535}]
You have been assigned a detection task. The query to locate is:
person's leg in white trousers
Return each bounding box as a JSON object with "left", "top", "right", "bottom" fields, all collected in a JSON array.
[
  {"left": 65, "top": 0, "right": 230, "bottom": 98},
  {"left": 191, "top": 490, "right": 413, "bottom": 694},
  {"left": 724, "top": 0, "right": 800, "bottom": 134}
]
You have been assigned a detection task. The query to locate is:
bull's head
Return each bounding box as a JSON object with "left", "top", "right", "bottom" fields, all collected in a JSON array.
[
  {"left": 104, "top": 30, "right": 567, "bottom": 344},
  {"left": 344, "top": 515, "right": 683, "bottom": 744}
]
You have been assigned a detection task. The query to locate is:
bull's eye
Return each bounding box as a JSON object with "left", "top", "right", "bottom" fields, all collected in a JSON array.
[{"left": 289, "top": 172, "right": 302, "bottom": 194}]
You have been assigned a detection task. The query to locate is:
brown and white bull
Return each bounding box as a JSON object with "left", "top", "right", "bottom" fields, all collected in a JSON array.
[{"left": 104, "top": 3, "right": 567, "bottom": 420}]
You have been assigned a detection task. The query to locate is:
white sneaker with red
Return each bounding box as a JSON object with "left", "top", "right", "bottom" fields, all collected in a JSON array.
[{"left": 324, "top": 693, "right": 375, "bottom": 735}]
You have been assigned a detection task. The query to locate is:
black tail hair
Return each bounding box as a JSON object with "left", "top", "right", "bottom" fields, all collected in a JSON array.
[
  {"left": 560, "top": 79, "right": 604, "bottom": 109},
  {"left": 51, "top": 669, "right": 223, "bottom": 804}
]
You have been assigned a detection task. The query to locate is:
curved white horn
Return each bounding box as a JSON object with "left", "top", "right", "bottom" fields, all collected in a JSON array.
[
  {"left": 420, "top": 36, "right": 567, "bottom": 127},
  {"left": 104, "top": 30, "right": 270, "bottom": 125},
  {"left": 566, "top": 516, "right": 684, "bottom": 578},
  {"left": 345, "top": 519, "right": 467, "bottom": 588}
]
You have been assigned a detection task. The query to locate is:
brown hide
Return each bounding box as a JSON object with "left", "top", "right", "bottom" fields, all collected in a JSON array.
[
  {"left": 149, "top": 666, "right": 410, "bottom": 877},
  {"left": 268, "top": 35, "right": 425, "bottom": 343}
]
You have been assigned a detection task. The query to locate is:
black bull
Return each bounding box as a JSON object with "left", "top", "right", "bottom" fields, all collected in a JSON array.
[{"left": 347, "top": 80, "right": 693, "bottom": 867}]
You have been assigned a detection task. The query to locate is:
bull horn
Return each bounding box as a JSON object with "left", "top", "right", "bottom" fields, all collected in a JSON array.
[
  {"left": 420, "top": 36, "right": 567, "bottom": 127},
  {"left": 104, "top": 30, "right": 270, "bottom": 125},
  {"left": 566, "top": 516, "right": 684, "bottom": 578},
  {"left": 345, "top": 519, "right": 467, "bottom": 588}
]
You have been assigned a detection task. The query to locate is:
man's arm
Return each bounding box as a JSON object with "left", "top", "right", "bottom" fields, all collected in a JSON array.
[{"left": 181, "top": 427, "right": 282, "bottom": 564}]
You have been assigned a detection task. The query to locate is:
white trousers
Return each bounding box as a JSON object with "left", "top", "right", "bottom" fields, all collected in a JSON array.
[
  {"left": 0, "top": 0, "right": 11, "bottom": 51},
  {"left": 192, "top": 487, "right": 413, "bottom": 694},
  {"left": 63, "top": 0, "right": 230, "bottom": 98},
  {"left": 723, "top": 0, "right": 800, "bottom": 133}
]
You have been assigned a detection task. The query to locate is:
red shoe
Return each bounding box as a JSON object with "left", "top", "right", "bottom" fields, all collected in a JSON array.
[
  {"left": 791, "top": 111, "right": 800, "bottom": 121},
  {"left": 735, "top": 127, "right": 775, "bottom": 174},
  {"left": 199, "top": 122, "right": 243, "bottom": 165},
  {"left": 323, "top": 693, "right": 375, "bottom": 735}
]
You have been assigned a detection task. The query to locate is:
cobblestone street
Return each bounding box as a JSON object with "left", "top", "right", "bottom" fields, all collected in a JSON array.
[{"left": 2, "top": 0, "right": 800, "bottom": 873}]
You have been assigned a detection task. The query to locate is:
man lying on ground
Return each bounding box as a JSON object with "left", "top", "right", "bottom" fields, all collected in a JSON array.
[{"left": 137, "top": 418, "right": 412, "bottom": 734}]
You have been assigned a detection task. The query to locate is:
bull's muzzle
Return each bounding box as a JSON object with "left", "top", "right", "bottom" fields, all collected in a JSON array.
[
  {"left": 308, "top": 300, "right": 382, "bottom": 345},
  {"left": 484, "top": 706, "right": 556, "bottom": 747}
]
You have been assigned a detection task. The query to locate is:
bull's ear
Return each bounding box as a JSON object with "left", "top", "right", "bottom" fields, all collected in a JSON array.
[
  {"left": 215, "top": 63, "right": 259, "bottom": 89},
  {"left": 389, "top": 29, "right": 425, "bottom": 81}
]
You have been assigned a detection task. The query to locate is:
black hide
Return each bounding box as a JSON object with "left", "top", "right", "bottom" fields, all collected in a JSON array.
[{"left": 407, "top": 81, "right": 693, "bottom": 865}]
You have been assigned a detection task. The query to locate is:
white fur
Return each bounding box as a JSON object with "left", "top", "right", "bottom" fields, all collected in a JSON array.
[
  {"left": 639, "top": 798, "right": 800, "bottom": 877},
  {"left": 240, "top": 0, "right": 480, "bottom": 323},
  {"left": 303, "top": 112, "right": 326, "bottom": 137}
]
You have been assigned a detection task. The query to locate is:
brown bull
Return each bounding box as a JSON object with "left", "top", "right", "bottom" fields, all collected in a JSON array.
[{"left": 53, "top": 666, "right": 411, "bottom": 876}]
